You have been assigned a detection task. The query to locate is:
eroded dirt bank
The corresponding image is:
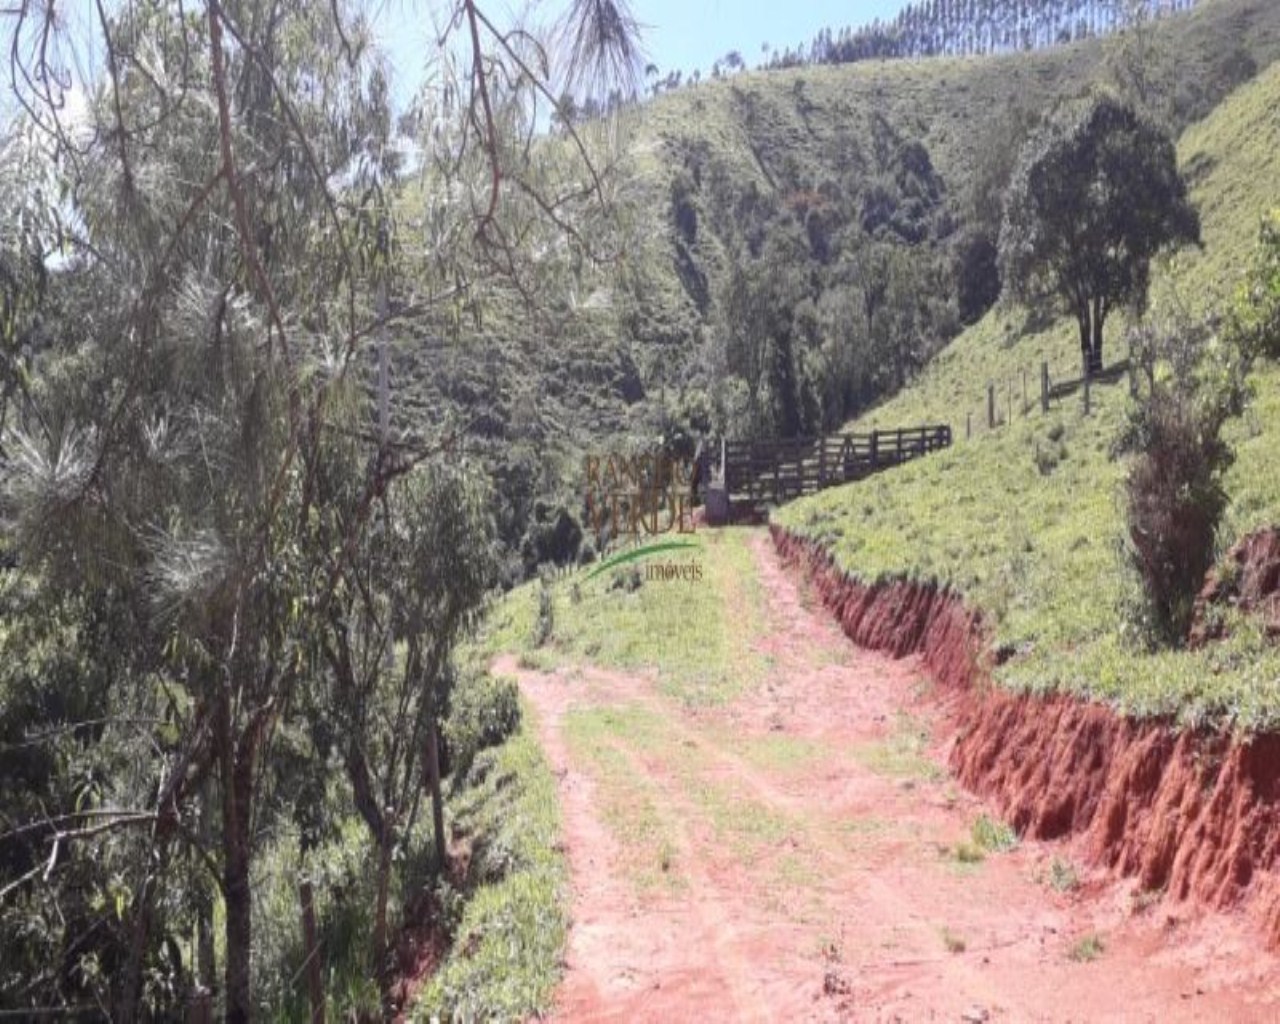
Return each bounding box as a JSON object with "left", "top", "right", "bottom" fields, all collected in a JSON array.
[{"left": 771, "top": 523, "right": 1280, "bottom": 950}]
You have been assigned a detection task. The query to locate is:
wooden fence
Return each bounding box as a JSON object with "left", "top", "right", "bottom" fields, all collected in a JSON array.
[
  {"left": 702, "top": 425, "right": 951, "bottom": 521},
  {"left": 959, "top": 356, "right": 1136, "bottom": 439}
]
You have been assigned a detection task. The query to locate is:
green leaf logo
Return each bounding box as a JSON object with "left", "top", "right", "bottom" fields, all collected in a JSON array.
[{"left": 584, "top": 540, "right": 701, "bottom": 581}]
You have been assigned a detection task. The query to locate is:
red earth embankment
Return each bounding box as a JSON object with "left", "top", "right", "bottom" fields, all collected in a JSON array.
[{"left": 770, "top": 523, "right": 1280, "bottom": 949}]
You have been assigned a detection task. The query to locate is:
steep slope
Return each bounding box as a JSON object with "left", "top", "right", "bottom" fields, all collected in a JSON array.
[{"left": 777, "top": 53, "right": 1280, "bottom": 727}]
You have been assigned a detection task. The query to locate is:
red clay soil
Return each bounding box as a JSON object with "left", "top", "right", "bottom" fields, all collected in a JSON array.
[
  {"left": 387, "top": 894, "right": 447, "bottom": 1022},
  {"left": 501, "top": 530, "right": 1280, "bottom": 1022},
  {"left": 1191, "top": 527, "right": 1280, "bottom": 647},
  {"left": 771, "top": 524, "right": 1280, "bottom": 952}
]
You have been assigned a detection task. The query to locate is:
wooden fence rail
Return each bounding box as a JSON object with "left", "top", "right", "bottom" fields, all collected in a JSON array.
[{"left": 702, "top": 424, "right": 951, "bottom": 522}]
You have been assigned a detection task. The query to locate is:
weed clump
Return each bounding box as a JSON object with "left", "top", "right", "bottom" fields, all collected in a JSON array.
[
  {"left": 608, "top": 565, "right": 643, "bottom": 593},
  {"left": 941, "top": 927, "right": 967, "bottom": 953},
  {"left": 971, "top": 813, "right": 1019, "bottom": 852},
  {"left": 444, "top": 671, "right": 522, "bottom": 783},
  {"left": 1068, "top": 933, "right": 1105, "bottom": 962},
  {"left": 1033, "top": 421, "right": 1069, "bottom": 475},
  {"left": 1046, "top": 856, "right": 1080, "bottom": 892}
]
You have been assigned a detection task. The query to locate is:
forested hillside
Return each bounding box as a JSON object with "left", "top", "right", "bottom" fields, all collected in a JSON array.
[
  {"left": 390, "top": 0, "right": 1280, "bottom": 580},
  {"left": 770, "top": 0, "right": 1198, "bottom": 67}
]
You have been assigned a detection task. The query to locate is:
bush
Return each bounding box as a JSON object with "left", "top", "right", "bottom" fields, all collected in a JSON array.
[
  {"left": 1224, "top": 209, "right": 1280, "bottom": 363},
  {"left": 1122, "top": 321, "right": 1237, "bottom": 644},
  {"left": 531, "top": 581, "right": 555, "bottom": 648},
  {"left": 607, "top": 565, "right": 643, "bottom": 593},
  {"left": 519, "top": 502, "right": 583, "bottom": 577},
  {"left": 954, "top": 229, "right": 1000, "bottom": 326},
  {"left": 1033, "top": 438, "right": 1067, "bottom": 476},
  {"left": 444, "top": 671, "right": 521, "bottom": 786}
]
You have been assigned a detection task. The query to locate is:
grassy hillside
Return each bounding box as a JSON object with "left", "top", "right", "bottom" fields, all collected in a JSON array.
[
  {"left": 621, "top": 0, "right": 1280, "bottom": 360},
  {"left": 776, "top": 55, "right": 1280, "bottom": 730},
  {"left": 385, "top": 0, "right": 1280, "bottom": 579}
]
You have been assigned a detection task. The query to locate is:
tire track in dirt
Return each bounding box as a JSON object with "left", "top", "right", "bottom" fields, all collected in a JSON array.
[
  {"left": 512, "top": 669, "right": 766, "bottom": 1022},
  {"left": 497, "top": 528, "right": 1280, "bottom": 1022}
]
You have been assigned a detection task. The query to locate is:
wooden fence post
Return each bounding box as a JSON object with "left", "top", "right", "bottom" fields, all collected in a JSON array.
[
  {"left": 1041, "top": 361, "right": 1050, "bottom": 413},
  {"left": 966, "top": 412, "right": 971, "bottom": 440},
  {"left": 870, "top": 431, "right": 879, "bottom": 470},
  {"left": 987, "top": 383, "right": 995, "bottom": 429},
  {"left": 1083, "top": 371, "right": 1091, "bottom": 416}
]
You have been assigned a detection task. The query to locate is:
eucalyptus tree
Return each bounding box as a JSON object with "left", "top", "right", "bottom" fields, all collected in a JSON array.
[
  {"left": 305, "top": 430, "right": 497, "bottom": 980},
  {"left": 0, "top": 120, "right": 66, "bottom": 475},
  {"left": 0, "top": 0, "right": 640, "bottom": 1019}
]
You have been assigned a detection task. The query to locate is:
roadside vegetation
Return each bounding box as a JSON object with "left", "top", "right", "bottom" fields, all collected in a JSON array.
[
  {"left": 0, "top": 0, "right": 627, "bottom": 1017},
  {"left": 410, "top": 714, "right": 566, "bottom": 1022}
]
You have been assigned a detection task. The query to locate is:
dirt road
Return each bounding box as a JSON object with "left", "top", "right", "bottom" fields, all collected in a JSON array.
[{"left": 496, "top": 530, "right": 1280, "bottom": 1022}]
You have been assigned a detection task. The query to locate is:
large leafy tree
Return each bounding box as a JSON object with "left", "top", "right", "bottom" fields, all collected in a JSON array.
[{"left": 998, "top": 92, "right": 1200, "bottom": 374}]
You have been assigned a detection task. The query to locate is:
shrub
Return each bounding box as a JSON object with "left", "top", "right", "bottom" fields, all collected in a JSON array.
[
  {"left": 444, "top": 671, "right": 521, "bottom": 784},
  {"left": 1122, "top": 320, "right": 1238, "bottom": 644},
  {"left": 531, "top": 581, "right": 555, "bottom": 648},
  {"left": 607, "top": 565, "right": 643, "bottom": 593},
  {"left": 1224, "top": 209, "right": 1280, "bottom": 363},
  {"left": 519, "top": 501, "right": 583, "bottom": 578},
  {"left": 1033, "top": 438, "right": 1067, "bottom": 476},
  {"left": 1125, "top": 399, "right": 1229, "bottom": 642},
  {"left": 954, "top": 229, "right": 1000, "bottom": 326}
]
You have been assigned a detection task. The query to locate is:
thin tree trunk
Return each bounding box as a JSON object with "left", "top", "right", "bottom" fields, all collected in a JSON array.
[
  {"left": 1090, "top": 297, "right": 1105, "bottom": 374},
  {"left": 197, "top": 785, "right": 216, "bottom": 997},
  {"left": 298, "top": 835, "right": 325, "bottom": 1024},
  {"left": 372, "top": 834, "right": 394, "bottom": 977},
  {"left": 223, "top": 772, "right": 253, "bottom": 1023},
  {"left": 424, "top": 684, "right": 447, "bottom": 869},
  {"left": 116, "top": 845, "right": 161, "bottom": 1019},
  {"left": 218, "top": 692, "right": 256, "bottom": 1024},
  {"left": 1078, "top": 307, "right": 1092, "bottom": 377}
]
